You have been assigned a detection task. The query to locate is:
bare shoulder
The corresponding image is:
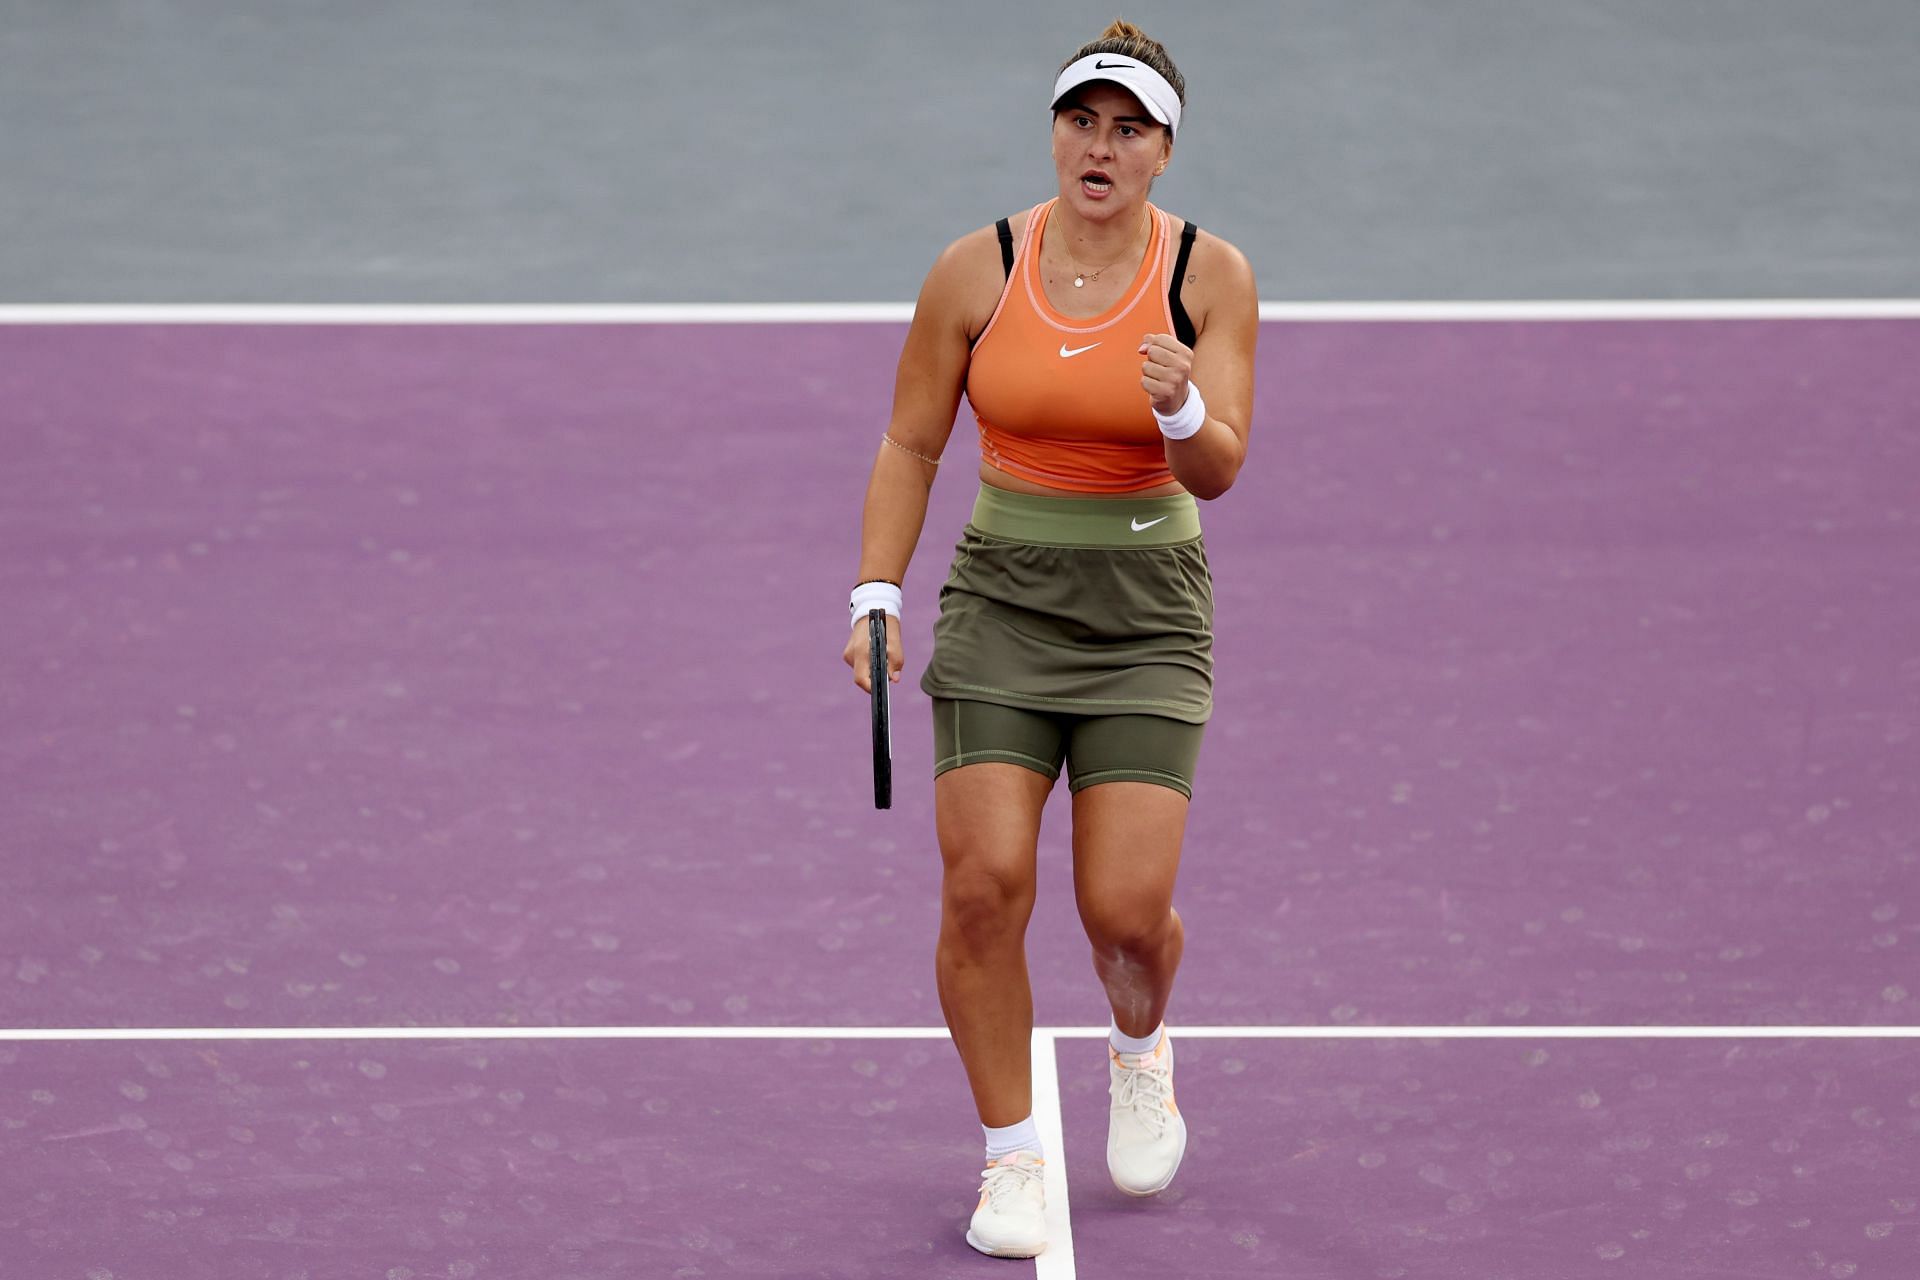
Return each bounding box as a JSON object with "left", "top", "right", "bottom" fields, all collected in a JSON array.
[
  {"left": 920, "top": 214, "right": 1026, "bottom": 345},
  {"left": 1190, "top": 227, "right": 1255, "bottom": 292},
  {"left": 1171, "top": 220, "right": 1256, "bottom": 337}
]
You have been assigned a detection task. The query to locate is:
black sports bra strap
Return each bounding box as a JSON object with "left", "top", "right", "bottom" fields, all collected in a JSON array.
[
  {"left": 996, "top": 218, "right": 1015, "bottom": 279},
  {"left": 1171, "top": 220, "right": 1199, "bottom": 283},
  {"left": 1169, "top": 220, "right": 1200, "bottom": 348}
]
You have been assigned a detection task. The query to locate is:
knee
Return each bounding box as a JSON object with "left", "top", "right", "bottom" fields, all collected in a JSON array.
[
  {"left": 941, "top": 862, "right": 1034, "bottom": 950},
  {"left": 1079, "top": 892, "right": 1176, "bottom": 955}
]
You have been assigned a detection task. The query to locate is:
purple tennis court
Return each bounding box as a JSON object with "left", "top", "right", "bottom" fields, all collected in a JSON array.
[{"left": 3, "top": 316, "right": 1918, "bottom": 1277}]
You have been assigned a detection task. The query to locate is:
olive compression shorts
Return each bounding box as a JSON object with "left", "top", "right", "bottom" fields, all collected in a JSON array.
[{"left": 931, "top": 696, "right": 1205, "bottom": 799}]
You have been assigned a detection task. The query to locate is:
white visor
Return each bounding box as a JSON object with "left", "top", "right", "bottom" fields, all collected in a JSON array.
[{"left": 1050, "top": 53, "right": 1181, "bottom": 139}]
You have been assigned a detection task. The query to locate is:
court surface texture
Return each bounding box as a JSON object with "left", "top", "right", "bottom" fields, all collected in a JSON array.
[{"left": 3, "top": 306, "right": 1917, "bottom": 1277}]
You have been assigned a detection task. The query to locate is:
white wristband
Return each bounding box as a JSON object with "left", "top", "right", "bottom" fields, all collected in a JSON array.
[
  {"left": 1153, "top": 381, "right": 1207, "bottom": 441},
  {"left": 849, "top": 581, "right": 902, "bottom": 626}
]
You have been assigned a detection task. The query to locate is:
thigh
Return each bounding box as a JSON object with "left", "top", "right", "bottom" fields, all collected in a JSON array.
[
  {"left": 1065, "top": 716, "right": 1202, "bottom": 928},
  {"left": 932, "top": 699, "right": 1064, "bottom": 887},
  {"left": 935, "top": 760, "right": 1057, "bottom": 910},
  {"left": 1069, "top": 779, "right": 1190, "bottom": 935}
]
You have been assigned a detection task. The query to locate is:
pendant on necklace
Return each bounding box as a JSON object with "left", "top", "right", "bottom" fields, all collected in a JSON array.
[{"left": 1073, "top": 275, "right": 1086, "bottom": 288}]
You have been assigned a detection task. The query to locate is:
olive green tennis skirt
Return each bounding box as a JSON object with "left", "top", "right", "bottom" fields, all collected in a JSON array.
[{"left": 918, "top": 485, "right": 1214, "bottom": 724}]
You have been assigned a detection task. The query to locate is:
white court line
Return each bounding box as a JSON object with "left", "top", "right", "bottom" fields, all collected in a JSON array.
[
  {"left": 1029, "top": 1030, "right": 1077, "bottom": 1280},
  {"left": 1, "top": 300, "right": 1919, "bottom": 324},
  {"left": 1, "top": 1024, "right": 1916, "bottom": 1041}
]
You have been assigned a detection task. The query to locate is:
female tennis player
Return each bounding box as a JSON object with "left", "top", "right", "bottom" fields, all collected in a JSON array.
[{"left": 841, "top": 20, "right": 1255, "bottom": 1258}]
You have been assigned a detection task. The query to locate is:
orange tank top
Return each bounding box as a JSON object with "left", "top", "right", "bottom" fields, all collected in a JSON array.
[{"left": 965, "top": 199, "right": 1178, "bottom": 493}]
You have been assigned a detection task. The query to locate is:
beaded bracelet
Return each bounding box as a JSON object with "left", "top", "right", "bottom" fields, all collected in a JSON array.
[{"left": 882, "top": 433, "right": 941, "bottom": 465}]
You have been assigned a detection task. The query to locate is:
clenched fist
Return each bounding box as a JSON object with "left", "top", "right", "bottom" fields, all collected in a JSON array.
[{"left": 1138, "top": 332, "right": 1194, "bottom": 415}]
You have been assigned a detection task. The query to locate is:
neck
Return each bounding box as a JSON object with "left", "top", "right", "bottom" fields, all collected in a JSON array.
[{"left": 1050, "top": 198, "right": 1151, "bottom": 264}]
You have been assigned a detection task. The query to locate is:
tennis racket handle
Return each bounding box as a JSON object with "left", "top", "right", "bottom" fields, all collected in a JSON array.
[{"left": 867, "top": 609, "right": 887, "bottom": 678}]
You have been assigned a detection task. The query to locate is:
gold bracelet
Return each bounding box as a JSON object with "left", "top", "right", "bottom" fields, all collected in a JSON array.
[{"left": 882, "top": 432, "right": 941, "bottom": 466}]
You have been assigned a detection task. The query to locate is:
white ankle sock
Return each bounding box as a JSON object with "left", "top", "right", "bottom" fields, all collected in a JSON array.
[
  {"left": 1109, "top": 1019, "right": 1164, "bottom": 1056},
  {"left": 983, "top": 1115, "right": 1042, "bottom": 1161}
]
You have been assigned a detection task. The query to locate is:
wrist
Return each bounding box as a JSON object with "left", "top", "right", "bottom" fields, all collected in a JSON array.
[
  {"left": 1153, "top": 381, "right": 1207, "bottom": 441},
  {"left": 849, "top": 580, "right": 902, "bottom": 626}
]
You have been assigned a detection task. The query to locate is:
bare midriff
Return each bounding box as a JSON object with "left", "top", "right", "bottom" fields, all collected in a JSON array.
[{"left": 979, "top": 462, "right": 1186, "bottom": 499}]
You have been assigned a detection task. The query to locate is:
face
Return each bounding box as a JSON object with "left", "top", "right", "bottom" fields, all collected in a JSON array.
[{"left": 1050, "top": 81, "right": 1173, "bottom": 221}]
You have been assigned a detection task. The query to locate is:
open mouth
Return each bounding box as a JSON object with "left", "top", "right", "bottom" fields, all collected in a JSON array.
[{"left": 1081, "top": 169, "right": 1113, "bottom": 194}]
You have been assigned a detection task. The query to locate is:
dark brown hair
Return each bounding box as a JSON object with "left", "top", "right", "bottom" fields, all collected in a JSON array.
[{"left": 1061, "top": 19, "right": 1186, "bottom": 112}]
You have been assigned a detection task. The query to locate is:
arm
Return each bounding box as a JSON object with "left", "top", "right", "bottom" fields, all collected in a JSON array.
[
  {"left": 843, "top": 232, "right": 989, "bottom": 689},
  {"left": 1140, "top": 234, "right": 1258, "bottom": 500}
]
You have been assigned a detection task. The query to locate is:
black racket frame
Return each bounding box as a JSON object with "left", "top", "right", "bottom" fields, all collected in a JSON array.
[{"left": 868, "top": 608, "right": 892, "bottom": 809}]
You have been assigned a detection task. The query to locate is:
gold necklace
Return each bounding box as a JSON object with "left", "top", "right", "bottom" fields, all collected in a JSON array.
[{"left": 1061, "top": 210, "right": 1148, "bottom": 288}]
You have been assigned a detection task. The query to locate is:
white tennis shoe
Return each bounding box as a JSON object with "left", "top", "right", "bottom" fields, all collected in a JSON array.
[
  {"left": 1107, "top": 1032, "right": 1187, "bottom": 1196},
  {"left": 964, "top": 1149, "right": 1047, "bottom": 1258}
]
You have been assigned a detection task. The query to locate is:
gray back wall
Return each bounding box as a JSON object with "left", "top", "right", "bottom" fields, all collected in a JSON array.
[{"left": 4, "top": 1, "right": 1917, "bottom": 302}]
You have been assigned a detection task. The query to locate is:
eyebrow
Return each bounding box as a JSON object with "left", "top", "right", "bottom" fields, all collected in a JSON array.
[{"left": 1059, "top": 101, "right": 1156, "bottom": 125}]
